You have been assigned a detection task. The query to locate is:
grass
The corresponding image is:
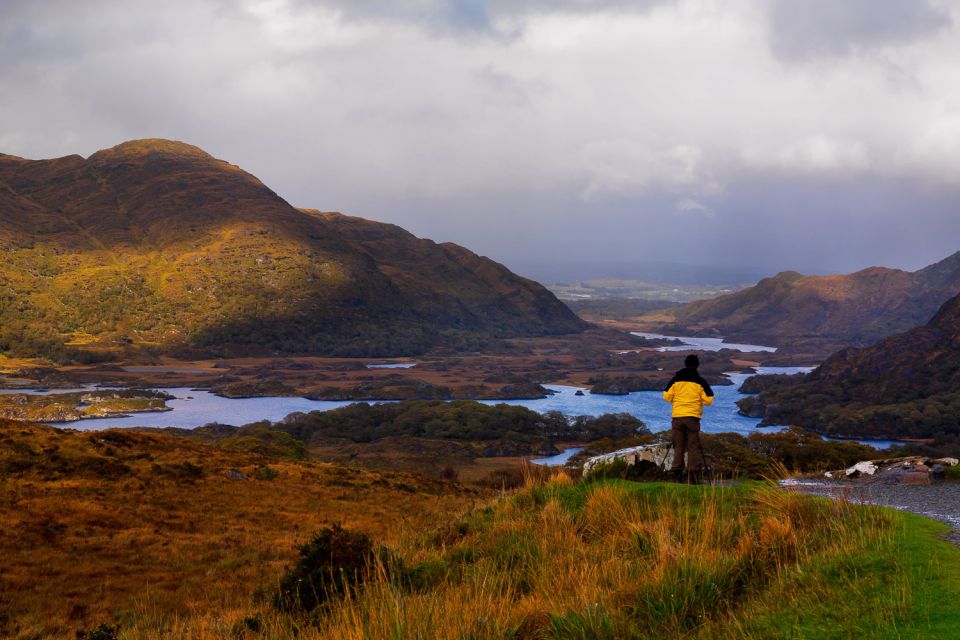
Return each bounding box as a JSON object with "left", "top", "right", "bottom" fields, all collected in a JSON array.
[
  {"left": 3, "top": 423, "right": 958, "bottom": 639},
  {"left": 0, "top": 422, "right": 487, "bottom": 639},
  {"left": 118, "top": 478, "right": 960, "bottom": 639}
]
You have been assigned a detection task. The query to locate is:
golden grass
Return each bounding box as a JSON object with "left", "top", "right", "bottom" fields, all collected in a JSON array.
[
  {"left": 0, "top": 422, "right": 487, "bottom": 639},
  {"left": 307, "top": 482, "right": 911, "bottom": 639},
  {"left": 4, "top": 424, "right": 955, "bottom": 639}
]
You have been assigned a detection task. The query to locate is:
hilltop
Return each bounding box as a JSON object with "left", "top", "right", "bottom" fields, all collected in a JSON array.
[
  {"left": 743, "top": 291, "right": 960, "bottom": 446},
  {"left": 634, "top": 252, "right": 960, "bottom": 355},
  {"left": 0, "top": 140, "right": 584, "bottom": 361}
]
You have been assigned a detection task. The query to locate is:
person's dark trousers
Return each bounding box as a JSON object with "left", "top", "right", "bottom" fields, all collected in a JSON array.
[{"left": 670, "top": 416, "right": 703, "bottom": 474}]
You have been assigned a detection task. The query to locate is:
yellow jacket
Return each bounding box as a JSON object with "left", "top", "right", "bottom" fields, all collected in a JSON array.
[{"left": 663, "top": 369, "right": 714, "bottom": 419}]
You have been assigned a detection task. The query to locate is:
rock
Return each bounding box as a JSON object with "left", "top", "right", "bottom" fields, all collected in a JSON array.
[
  {"left": 574, "top": 390, "right": 585, "bottom": 396},
  {"left": 228, "top": 469, "right": 248, "bottom": 480},
  {"left": 827, "top": 455, "right": 953, "bottom": 485},
  {"left": 933, "top": 457, "right": 959, "bottom": 467},
  {"left": 845, "top": 461, "right": 879, "bottom": 478},
  {"left": 582, "top": 443, "right": 676, "bottom": 475}
]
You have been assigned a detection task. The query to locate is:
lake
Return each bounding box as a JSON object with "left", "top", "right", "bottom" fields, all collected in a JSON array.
[
  {"left": 631, "top": 332, "right": 777, "bottom": 353},
  {"left": 485, "top": 367, "right": 812, "bottom": 437},
  {"left": 25, "top": 366, "right": 812, "bottom": 439},
  {"left": 0, "top": 334, "right": 895, "bottom": 449}
]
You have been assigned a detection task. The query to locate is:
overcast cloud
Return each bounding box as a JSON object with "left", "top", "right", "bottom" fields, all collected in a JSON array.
[{"left": 2, "top": 0, "right": 959, "bottom": 281}]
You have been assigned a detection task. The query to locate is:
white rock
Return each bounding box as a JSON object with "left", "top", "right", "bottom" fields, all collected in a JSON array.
[
  {"left": 582, "top": 443, "right": 674, "bottom": 475},
  {"left": 933, "top": 457, "right": 959, "bottom": 467},
  {"left": 845, "top": 461, "right": 879, "bottom": 477}
]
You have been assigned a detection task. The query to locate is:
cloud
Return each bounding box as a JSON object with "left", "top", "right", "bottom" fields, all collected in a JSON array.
[
  {"left": 766, "top": 0, "right": 952, "bottom": 62},
  {"left": 741, "top": 135, "right": 870, "bottom": 174},
  {"left": 1, "top": 0, "right": 959, "bottom": 278},
  {"left": 305, "top": 0, "right": 670, "bottom": 33},
  {"left": 675, "top": 197, "right": 713, "bottom": 216}
]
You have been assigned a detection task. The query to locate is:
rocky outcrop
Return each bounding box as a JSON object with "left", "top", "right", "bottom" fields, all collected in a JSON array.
[
  {"left": 824, "top": 456, "right": 959, "bottom": 485},
  {"left": 582, "top": 443, "right": 677, "bottom": 475}
]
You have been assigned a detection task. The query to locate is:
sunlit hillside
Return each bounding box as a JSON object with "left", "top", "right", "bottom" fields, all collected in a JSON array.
[{"left": 0, "top": 140, "right": 584, "bottom": 362}]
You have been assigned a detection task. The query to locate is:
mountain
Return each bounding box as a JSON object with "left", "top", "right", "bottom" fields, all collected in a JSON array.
[
  {"left": 638, "top": 253, "right": 960, "bottom": 350},
  {"left": 744, "top": 292, "right": 960, "bottom": 441},
  {"left": 0, "top": 139, "right": 584, "bottom": 360}
]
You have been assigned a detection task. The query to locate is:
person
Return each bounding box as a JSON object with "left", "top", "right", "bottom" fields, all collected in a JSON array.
[{"left": 662, "top": 354, "right": 714, "bottom": 483}]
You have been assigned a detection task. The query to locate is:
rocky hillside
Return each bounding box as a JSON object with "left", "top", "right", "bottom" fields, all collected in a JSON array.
[
  {"left": 743, "top": 292, "right": 960, "bottom": 442},
  {"left": 638, "top": 253, "right": 960, "bottom": 349},
  {"left": 0, "top": 139, "right": 584, "bottom": 360}
]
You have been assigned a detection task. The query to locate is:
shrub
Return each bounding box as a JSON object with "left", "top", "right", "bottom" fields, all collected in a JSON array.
[
  {"left": 440, "top": 464, "right": 459, "bottom": 482},
  {"left": 275, "top": 524, "right": 381, "bottom": 614},
  {"left": 253, "top": 465, "right": 279, "bottom": 481},
  {"left": 75, "top": 624, "right": 120, "bottom": 640}
]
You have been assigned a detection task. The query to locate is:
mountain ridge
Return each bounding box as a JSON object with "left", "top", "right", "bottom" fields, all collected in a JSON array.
[
  {"left": 0, "top": 139, "right": 585, "bottom": 360},
  {"left": 744, "top": 291, "right": 960, "bottom": 442},
  {"left": 637, "top": 251, "right": 960, "bottom": 351}
]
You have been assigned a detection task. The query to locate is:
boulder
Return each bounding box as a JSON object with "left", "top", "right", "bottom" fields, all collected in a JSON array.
[
  {"left": 582, "top": 443, "right": 677, "bottom": 475},
  {"left": 826, "top": 456, "right": 953, "bottom": 485},
  {"left": 845, "top": 461, "right": 879, "bottom": 478}
]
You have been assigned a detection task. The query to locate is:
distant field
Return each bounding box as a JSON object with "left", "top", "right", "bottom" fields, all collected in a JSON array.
[
  {"left": 549, "top": 279, "right": 748, "bottom": 305},
  {"left": 565, "top": 296, "right": 684, "bottom": 322}
]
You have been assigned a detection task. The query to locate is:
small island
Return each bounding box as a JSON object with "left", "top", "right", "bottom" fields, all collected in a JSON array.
[{"left": 0, "top": 389, "right": 173, "bottom": 423}]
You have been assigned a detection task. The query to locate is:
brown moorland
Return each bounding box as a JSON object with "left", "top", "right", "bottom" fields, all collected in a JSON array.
[
  {"left": 0, "top": 420, "right": 490, "bottom": 638},
  {"left": 1, "top": 326, "right": 797, "bottom": 405}
]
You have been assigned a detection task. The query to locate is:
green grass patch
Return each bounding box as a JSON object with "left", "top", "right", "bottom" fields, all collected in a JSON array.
[{"left": 298, "top": 477, "right": 960, "bottom": 639}]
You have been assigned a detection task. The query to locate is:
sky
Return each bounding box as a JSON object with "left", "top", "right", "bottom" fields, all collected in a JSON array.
[{"left": 2, "top": 0, "right": 959, "bottom": 283}]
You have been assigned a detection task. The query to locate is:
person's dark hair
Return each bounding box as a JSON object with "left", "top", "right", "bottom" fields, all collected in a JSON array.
[{"left": 684, "top": 354, "right": 700, "bottom": 369}]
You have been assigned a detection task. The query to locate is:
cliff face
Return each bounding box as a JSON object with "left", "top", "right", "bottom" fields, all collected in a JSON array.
[
  {"left": 0, "top": 139, "right": 584, "bottom": 359},
  {"left": 746, "top": 293, "right": 960, "bottom": 440},
  {"left": 642, "top": 253, "right": 960, "bottom": 349}
]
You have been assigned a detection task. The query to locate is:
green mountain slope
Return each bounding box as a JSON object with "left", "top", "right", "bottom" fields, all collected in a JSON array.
[
  {"left": 745, "top": 292, "right": 960, "bottom": 441},
  {"left": 0, "top": 139, "right": 585, "bottom": 360}
]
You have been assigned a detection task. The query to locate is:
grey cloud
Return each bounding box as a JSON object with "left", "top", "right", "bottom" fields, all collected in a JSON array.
[
  {"left": 2, "top": 0, "right": 959, "bottom": 283},
  {"left": 767, "top": 0, "right": 952, "bottom": 61},
  {"left": 300, "top": 0, "right": 668, "bottom": 34}
]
